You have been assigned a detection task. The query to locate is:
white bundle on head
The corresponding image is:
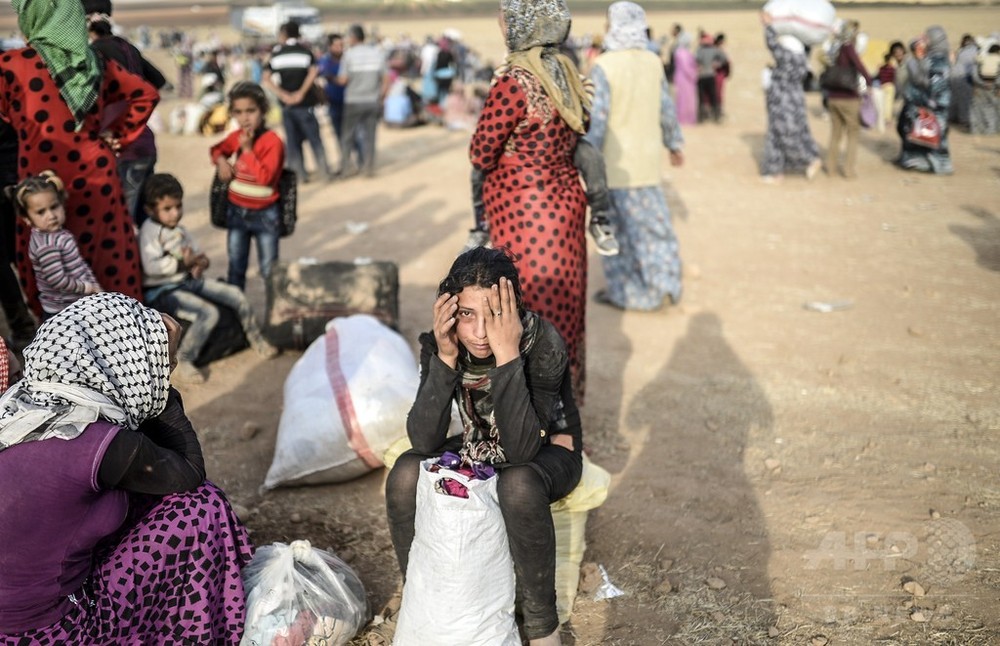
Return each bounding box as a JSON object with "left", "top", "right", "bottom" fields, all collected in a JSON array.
[{"left": 778, "top": 34, "right": 806, "bottom": 54}]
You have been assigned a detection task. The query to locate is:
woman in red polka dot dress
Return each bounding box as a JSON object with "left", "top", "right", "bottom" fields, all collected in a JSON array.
[
  {"left": 0, "top": 1, "right": 158, "bottom": 313},
  {"left": 470, "top": 0, "right": 591, "bottom": 404}
]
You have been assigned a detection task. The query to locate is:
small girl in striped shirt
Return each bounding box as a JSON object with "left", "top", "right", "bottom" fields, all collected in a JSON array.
[{"left": 8, "top": 171, "right": 101, "bottom": 319}]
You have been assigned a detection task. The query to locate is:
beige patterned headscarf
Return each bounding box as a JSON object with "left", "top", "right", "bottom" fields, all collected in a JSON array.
[{"left": 501, "top": 0, "right": 590, "bottom": 133}]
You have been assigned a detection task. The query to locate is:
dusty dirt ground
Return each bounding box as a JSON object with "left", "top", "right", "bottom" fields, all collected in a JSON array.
[{"left": 4, "top": 6, "right": 999, "bottom": 645}]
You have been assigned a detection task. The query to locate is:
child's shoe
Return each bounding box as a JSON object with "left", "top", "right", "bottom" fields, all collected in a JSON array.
[
  {"left": 462, "top": 226, "right": 491, "bottom": 253},
  {"left": 174, "top": 361, "right": 206, "bottom": 384},
  {"left": 588, "top": 216, "right": 620, "bottom": 256}
]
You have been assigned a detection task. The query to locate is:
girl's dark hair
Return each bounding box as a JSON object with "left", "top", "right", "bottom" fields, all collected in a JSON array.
[
  {"left": 7, "top": 171, "right": 66, "bottom": 216},
  {"left": 228, "top": 81, "right": 270, "bottom": 116},
  {"left": 438, "top": 247, "right": 525, "bottom": 318}
]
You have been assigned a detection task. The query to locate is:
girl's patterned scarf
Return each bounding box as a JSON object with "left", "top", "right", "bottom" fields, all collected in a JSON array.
[
  {"left": 0, "top": 293, "right": 170, "bottom": 452},
  {"left": 456, "top": 311, "right": 540, "bottom": 465},
  {"left": 13, "top": 0, "right": 103, "bottom": 130}
]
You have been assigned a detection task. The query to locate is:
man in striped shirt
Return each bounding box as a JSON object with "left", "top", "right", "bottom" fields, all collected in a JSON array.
[{"left": 263, "top": 21, "right": 334, "bottom": 183}]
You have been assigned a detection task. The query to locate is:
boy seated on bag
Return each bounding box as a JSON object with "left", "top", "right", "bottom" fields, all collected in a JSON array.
[{"left": 138, "top": 173, "right": 278, "bottom": 384}]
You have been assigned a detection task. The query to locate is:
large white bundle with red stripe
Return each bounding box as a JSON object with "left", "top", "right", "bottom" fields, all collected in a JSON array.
[
  {"left": 263, "top": 314, "right": 417, "bottom": 489},
  {"left": 764, "top": 0, "right": 836, "bottom": 46}
]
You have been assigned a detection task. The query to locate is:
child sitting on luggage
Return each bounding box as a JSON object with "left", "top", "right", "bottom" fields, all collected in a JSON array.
[
  {"left": 386, "top": 247, "right": 582, "bottom": 646},
  {"left": 8, "top": 171, "right": 101, "bottom": 320},
  {"left": 466, "top": 139, "right": 619, "bottom": 256},
  {"left": 139, "top": 173, "right": 277, "bottom": 384}
]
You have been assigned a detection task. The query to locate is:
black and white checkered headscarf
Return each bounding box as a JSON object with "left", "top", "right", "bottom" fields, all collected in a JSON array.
[{"left": 0, "top": 293, "right": 170, "bottom": 451}]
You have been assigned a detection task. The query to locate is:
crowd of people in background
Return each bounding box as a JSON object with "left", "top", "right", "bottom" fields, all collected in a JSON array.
[
  {"left": 755, "top": 14, "right": 1000, "bottom": 179},
  {"left": 0, "top": 2, "right": 994, "bottom": 373},
  {"left": 57, "top": 7, "right": 997, "bottom": 184}
]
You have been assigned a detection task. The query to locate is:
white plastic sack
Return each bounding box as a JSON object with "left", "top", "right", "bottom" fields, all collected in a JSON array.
[
  {"left": 764, "top": 0, "right": 836, "bottom": 46},
  {"left": 240, "top": 540, "right": 367, "bottom": 646},
  {"left": 393, "top": 459, "right": 520, "bottom": 646},
  {"left": 264, "top": 315, "right": 417, "bottom": 489}
]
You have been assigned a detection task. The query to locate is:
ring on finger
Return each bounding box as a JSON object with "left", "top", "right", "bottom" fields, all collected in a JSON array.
[{"left": 494, "top": 310, "right": 502, "bottom": 317}]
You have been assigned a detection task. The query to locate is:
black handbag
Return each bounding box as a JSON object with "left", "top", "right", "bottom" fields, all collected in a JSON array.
[
  {"left": 209, "top": 172, "right": 229, "bottom": 229},
  {"left": 276, "top": 168, "right": 297, "bottom": 237},
  {"left": 209, "top": 169, "right": 297, "bottom": 238},
  {"left": 819, "top": 64, "right": 858, "bottom": 92}
]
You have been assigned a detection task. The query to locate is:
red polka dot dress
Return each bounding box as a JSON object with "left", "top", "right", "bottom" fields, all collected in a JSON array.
[
  {"left": 470, "top": 67, "right": 588, "bottom": 403},
  {"left": 0, "top": 49, "right": 158, "bottom": 312}
]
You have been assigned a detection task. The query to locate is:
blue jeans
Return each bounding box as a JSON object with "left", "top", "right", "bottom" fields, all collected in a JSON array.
[
  {"left": 226, "top": 202, "right": 279, "bottom": 290},
  {"left": 118, "top": 156, "right": 156, "bottom": 225},
  {"left": 150, "top": 277, "right": 263, "bottom": 364},
  {"left": 281, "top": 105, "right": 331, "bottom": 181}
]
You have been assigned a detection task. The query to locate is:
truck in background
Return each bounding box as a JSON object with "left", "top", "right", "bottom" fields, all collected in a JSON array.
[{"left": 233, "top": 2, "right": 325, "bottom": 44}]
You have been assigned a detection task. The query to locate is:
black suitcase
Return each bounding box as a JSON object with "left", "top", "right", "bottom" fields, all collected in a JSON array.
[
  {"left": 265, "top": 259, "right": 399, "bottom": 350},
  {"left": 168, "top": 302, "right": 249, "bottom": 367}
]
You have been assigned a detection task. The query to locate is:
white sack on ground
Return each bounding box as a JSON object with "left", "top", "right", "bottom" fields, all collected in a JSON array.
[{"left": 263, "top": 314, "right": 417, "bottom": 490}]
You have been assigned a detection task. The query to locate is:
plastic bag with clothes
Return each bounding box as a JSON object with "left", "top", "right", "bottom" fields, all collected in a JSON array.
[
  {"left": 240, "top": 540, "right": 368, "bottom": 646},
  {"left": 393, "top": 458, "right": 520, "bottom": 646},
  {"left": 383, "top": 446, "right": 612, "bottom": 630}
]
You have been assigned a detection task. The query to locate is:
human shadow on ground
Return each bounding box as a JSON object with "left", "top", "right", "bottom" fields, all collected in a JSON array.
[
  {"left": 583, "top": 311, "right": 776, "bottom": 643},
  {"left": 950, "top": 205, "right": 1000, "bottom": 273},
  {"left": 857, "top": 131, "right": 903, "bottom": 162},
  {"left": 373, "top": 130, "right": 470, "bottom": 176}
]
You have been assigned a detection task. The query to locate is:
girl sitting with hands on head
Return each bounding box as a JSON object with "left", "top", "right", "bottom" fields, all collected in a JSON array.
[{"left": 385, "top": 246, "right": 583, "bottom": 646}]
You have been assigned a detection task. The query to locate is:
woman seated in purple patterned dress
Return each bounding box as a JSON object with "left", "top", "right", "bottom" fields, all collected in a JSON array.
[{"left": 0, "top": 292, "right": 253, "bottom": 645}]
